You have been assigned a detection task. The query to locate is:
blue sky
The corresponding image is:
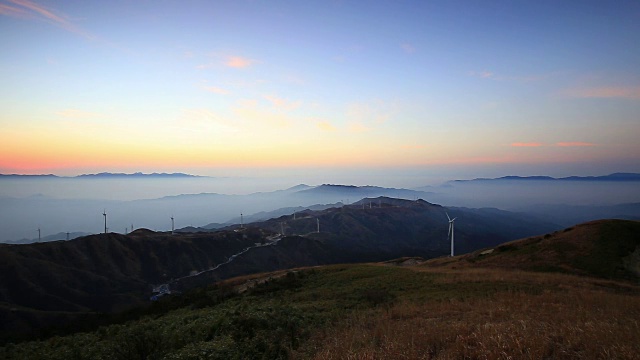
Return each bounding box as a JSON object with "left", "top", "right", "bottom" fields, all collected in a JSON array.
[{"left": 1, "top": 0, "right": 639, "bottom": 184}]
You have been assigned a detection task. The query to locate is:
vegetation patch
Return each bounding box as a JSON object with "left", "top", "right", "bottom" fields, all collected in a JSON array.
[
  {"left": 572, "top": 221, "right": 640, "bottom": 280},
  {"left": 3, "top": 221, "right": 640, "bottom": 359}
]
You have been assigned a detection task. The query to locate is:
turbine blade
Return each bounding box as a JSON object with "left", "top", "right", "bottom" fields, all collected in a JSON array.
[
  {"left": 446, "top": 212, "right": 451, "bottom": 221},
  {"left": 447, "top": 223, "right": 451, "bottom": 239}
]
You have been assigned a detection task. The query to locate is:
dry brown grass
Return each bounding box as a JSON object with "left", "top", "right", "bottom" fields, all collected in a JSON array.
[
  {"left": 296, "top": 270, "right": 640, "bottom": 360},
  {"left": 419, "top": 267, "right": 640, "bottom": 294}
]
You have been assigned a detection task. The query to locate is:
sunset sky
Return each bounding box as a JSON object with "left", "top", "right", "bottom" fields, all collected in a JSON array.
[{"left": 1, "top": 0, "right": 639, "bottom": 183}]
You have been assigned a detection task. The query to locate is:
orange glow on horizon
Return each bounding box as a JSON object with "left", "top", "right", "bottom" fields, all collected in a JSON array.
[
  {"left": 511, "top": 142, "right": 544, "bottom": 147},
  {"left": 556, "top": 142, "right": 596, "bottom": 147}
]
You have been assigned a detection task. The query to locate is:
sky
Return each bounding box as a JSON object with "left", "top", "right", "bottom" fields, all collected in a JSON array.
[{"left": 1, "top": 0, "right": 639, "bottom": 184}]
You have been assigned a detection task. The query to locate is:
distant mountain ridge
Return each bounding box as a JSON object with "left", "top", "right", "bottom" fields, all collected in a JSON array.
[
  {"left": 452, "top": 172, "right": 640, "bottom": 183},
  {"left": 5, "top": 232, "right": 90, "bottom": 245},
  {"left": 0, "top": 172, "right": 203, "bottom": 178}
]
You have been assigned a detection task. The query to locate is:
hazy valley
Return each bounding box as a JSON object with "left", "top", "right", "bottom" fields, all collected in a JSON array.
[
  {"left": 2, "top": 173, "right": 639, "bottom": 244},
  {"left": 1, "top": 174, "right": 639, "bottom": 359}
]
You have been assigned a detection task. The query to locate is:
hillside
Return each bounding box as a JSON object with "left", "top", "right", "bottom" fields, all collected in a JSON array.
[
  {"left": 425, "top": 219, "right": 640, "bottom": 281},
  {"left": 0, "top": 229, "right": 268, "bottom": 338},
  {"left": 246, "top": 197, "right": 560, "bottom": 260},
  {"left": 0, "top": 197, "right": 561, "bottom": 341},
  {"left": 1, "top": 220, "right": 639, "bottom": 359}
]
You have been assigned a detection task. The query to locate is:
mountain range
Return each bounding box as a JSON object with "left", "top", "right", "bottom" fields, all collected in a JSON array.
[
  {"left": 449, "top": 172, "right": 640, "bottom": 182},
  {"left": 1, "top": 218, "right": 638, "bottom": 358},
  {"left": 0, "top": 196, "right": 561, "bottom": 341},
  {"left": 0, "top": 172, "right": 201, "bottom": 178}
]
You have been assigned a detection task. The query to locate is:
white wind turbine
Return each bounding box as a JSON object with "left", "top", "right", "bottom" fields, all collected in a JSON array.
[
  {"left": 103, "top": 210, "right": 107, "bottom": 234},
  {"left": 446, "top": 212, "right": 457, "bottom": 257}
]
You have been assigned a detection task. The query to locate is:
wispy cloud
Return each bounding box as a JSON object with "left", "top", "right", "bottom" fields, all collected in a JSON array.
[
  {"left": 179, "top": 108, "right": 238, "bottom": 133},
  {"left": 233, "top": 107, "right": 291, "bottom": 129},
  {"left": 3, "top": 0, "right": 94, "bottom": 39},
  {"left": 400, "top": 43, "right": 415, "bottom": 54},
  {"left": 0, "top": 3, "right": 27, "bottom": 16},
  {"left": 225, "top": 56, "right": 257, "bottom": 69},
  {"left": 469, "top": 70, "right": 495, "bottom": 79},
  {"left": 556, "top": 142, "right": 596, "bottom": 147},
  {"left": 236, "top": 98, "right": 258, "bottom": 108},
  {"left": 202, "top": 86, "right": 230, "bottom": 95},
  {"left": 511, "top": 141, "right": 596, "bottom": 147},
  {"left": 348, "top": 121, "right": 370, "bottom": 133},
  {"left": 196, "top": 55, "right": 258, "bottom": 70},
  {"left": 55, "top": 109, "right": 105, "bottom": 119},
  {"left": 347, "top": 100, "right": 394, "bottom": 125},
  {"left": 263, "top": 95, "right": 301, "bottom": 111},
  {"left": 563, "top": 86, "right": 640, "bottom": 99},
  {"left": 316, "top": 121, "right": 336, "bottom": 132},
  {"left": 470, "top": 70, "right": 547, "bottom": 82},
  {"left": 511, "top": 142, "right": 543, "bottom": 147}
]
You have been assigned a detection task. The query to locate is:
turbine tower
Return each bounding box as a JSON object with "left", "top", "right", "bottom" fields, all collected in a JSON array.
[
  {"left": 37, "top": 227, "right": 41, "bottom": 242},
  {"left": 240, "top": 213, "right": 244, "bottom": 229},
  {"left": 316, "top": 218, "right": 320, "bottom": 233},
  {"left": 103, "top": 209, "right": 107, "bottom": 234},
  {"left": 171, "top": 215, "right": 175, "bottom": 235},
  {"left": 446, "top": 212, "right": 457, "bottom": 257}
]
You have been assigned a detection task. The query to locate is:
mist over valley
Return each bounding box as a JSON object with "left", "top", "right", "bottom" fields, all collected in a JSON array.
[{"left": 2, "top": 173, "right": 639, "bottom": 243}]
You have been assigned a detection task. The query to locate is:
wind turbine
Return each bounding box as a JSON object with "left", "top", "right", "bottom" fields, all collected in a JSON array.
[
  {"left": 446, "top": 212, "right": 457, "bottom": 257},
  {"left": 316, "top": 218, "right": 320, "bottom": 233},
  {"left": 171, "top": 215, "right": 175, "bottom": 235},
  {"left": 37, "top": 227, "right": 41, "bottom": 242},
  {"left": 103, "top": 209, "right": 107, "bottom": 234}
]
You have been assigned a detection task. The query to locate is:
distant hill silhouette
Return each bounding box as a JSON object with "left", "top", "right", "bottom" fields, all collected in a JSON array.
[
  {"left": 0, "top": 172, "right": 202, "bottom": 178},
  {"left": 451, "top": 172, "right": 640, "bottom": 183},
  {"left": 5, "top": 232, "right": 90, "bottom": 244},
  {"left": 76, "top": 172, "right": 202, "bottom": 178}
]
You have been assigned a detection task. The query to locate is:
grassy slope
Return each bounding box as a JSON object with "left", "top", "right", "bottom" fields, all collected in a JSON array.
[
  {"left": 2, "top": 220, "right": 639, "bottom": 359},
  {"left": 426, "top": 219, "right": 640, "bottom": 281}
]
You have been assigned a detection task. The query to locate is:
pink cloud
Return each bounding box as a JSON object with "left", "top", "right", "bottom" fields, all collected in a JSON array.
[
  {"left": 564, "top": 86, "right": 640, "bottom": 99},
  {"left": 556, "top": 142, "right": 596, "bottom": 147},
  {"left": 3, "top": 0, "right": 93, "bottom": 39},
  {"left": 0, "top": 4, "right": 27, "bottom": 16},
  {"left": 511, "top": 142, "right": 543, "bottom": 147},
  {"left": 225, "top": 56, "right": 256, "bottom": 69}
]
